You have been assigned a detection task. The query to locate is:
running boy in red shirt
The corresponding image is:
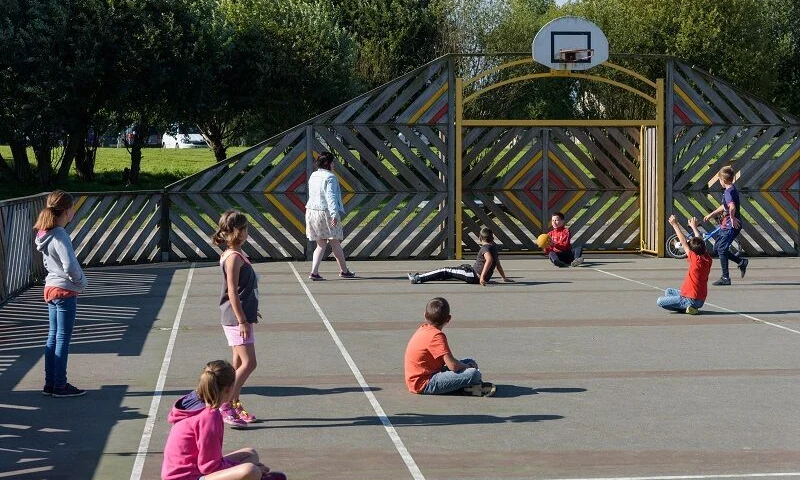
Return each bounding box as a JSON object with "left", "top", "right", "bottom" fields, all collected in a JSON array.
[
  {"left": 404, "top": 297, "right": 495, "bottom": 396},
  {"left": 657, "top": 215, "right": 712, "bottom": 315}
]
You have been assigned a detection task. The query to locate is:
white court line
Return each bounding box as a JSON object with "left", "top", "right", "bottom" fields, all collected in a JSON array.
[
  {"left": 288, "top": 263, "right": 425, "bottom": 480},
  {"left": 542, "top": 473, "right": 800, "bottom": 480},
  {"left": 129, "top": 264, "right": 195, "bottom": 480},
  {"left": 592, "top": 268, "right": 800, "bottom": 336}
]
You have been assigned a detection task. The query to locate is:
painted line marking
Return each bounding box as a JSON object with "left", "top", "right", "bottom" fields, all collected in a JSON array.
[
  {"left": 542, "top": 473, "right": 800, "bottom": 480},
  {"left": 129, "top": 264, "right": 195, "bottom": 480},
  {"left": 592, "top": 268, "right": 800, "bottom": 335},
  {"left": 288, "top": 262, "right": 425, "bottom": 480}
]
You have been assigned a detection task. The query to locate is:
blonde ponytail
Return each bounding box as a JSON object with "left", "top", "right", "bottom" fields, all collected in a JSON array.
[{"left": 34, "top": 190, "right": 74, "bottom": 231}]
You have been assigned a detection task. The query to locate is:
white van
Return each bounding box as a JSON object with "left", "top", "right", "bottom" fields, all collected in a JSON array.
[{"left": 162, "top": 124, "right": 207, "bottom": 149}]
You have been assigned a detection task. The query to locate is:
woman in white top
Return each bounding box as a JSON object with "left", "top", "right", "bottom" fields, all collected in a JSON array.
[{"left": 305, "top": 151, "right": 355, "bottom": 280}]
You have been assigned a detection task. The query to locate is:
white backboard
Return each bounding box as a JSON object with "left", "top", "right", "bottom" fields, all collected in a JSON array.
[{"left": 532, "top": 16, "right": 609, "bottom": 71}]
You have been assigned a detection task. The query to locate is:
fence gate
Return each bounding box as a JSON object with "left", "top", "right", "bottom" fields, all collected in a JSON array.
[{"left": 455, "top": 59, "right": 663, "bottom": 258}]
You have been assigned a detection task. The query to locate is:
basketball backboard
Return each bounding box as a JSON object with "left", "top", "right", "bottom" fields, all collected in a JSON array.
[{"left": 532, "top": 16, "right": 609, "bottom": 71}]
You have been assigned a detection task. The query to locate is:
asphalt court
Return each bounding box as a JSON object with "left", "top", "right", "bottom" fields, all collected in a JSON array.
[{"left": 2, "top": 256, "right": 799, "bottom": 480}]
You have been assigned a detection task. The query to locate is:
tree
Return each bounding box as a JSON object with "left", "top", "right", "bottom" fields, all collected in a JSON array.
[
  {"left": 0, "top": 0, "right": 121, "bottom": 185},
  {"left": 106, "top": 0, "right": 206, "bottom": 184},
  {"left": 335, "top": 0, "right": 446, "bottom": 89},
  {"left": 766, "top": 0, "right": 800, "bottom": 115},
  {"left": 565, "top": 0, "right": 784, "bottom": 119},
  {"left": 202, "top": 0, "right": 358, "bottom": 152}
]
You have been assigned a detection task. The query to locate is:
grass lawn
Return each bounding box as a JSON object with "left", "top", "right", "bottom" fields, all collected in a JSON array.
[{"left": 0, "top": 146, "right": 248, "bottom": 200}]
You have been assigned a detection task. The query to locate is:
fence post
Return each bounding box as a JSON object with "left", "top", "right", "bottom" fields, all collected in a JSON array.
[{"left": 160, "top": 191, "right": 171, "bottom": 262}]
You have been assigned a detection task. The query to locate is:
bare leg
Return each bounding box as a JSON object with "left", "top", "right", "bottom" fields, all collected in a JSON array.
[
  {"left": 231, "top": 344, "right": 257, "bottom": 404},
  {"left": 224, "top": 447, "right": 259, "bottom": 464},
  {"left": 328, "top": 239, "right": 348, "bottom": 273},
  {"left": 310, "top": 239, "right": 328, "bottom": 275},
  {"left": 202, "top": 462, "right": 261, "bottom": 480}
]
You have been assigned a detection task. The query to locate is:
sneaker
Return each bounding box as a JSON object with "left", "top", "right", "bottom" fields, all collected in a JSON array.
[
  {"left": 233, "top": 402, "right": 256, "bottom": 423},
  {"left": 42, "top": 384, "right": 54, "bottom": 396},
  {"left": 738, "top": 258, "right": 749, "bottom": 279},
  {"left": 262, "top": 472, "right": 287, "bottom": 480},
  {"left": 462, "top": 382, "right": 496, "bottom": 397},
  {"left": 220, "top": 403, "right": 247, "bottom": 427},
  {"left": 339, "top": 270, "right": 356, "bottom": 278},
  {"left": 52, "top": 383, "right": 86, "bottom": 398},
  {"left": 685, "top": 305, "right": 699, "bottom": 315},
  {"left": 407, "top": 272, "right": 420, "bottom": 284},
  {"left": 308, "top": 273, "right": 324, "bottom": 281},
  {"left": 712, "top": 276, "right": 731, "bottom": 286},
  {"left": 570, "top": 256, "right": 584, "bottom": 267},
  {"left": 553, "top": 259, "right": 569, "bottom": 268}
]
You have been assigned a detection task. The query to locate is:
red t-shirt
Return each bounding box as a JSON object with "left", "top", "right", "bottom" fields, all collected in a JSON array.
[
  {"left": 544, "top": 226, "right": 571, "bottom": 254},
  {"left": 680, "top": 250, "right": 712, "bottom": 301},
  {"left": 43, "top": 286, "right": 78, "bottom": 302},
  {"left": 404, "top": 324, "right": 451, "bottom": 393}
]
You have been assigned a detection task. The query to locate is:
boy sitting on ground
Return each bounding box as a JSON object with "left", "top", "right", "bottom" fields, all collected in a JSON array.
[
  {"left": 404, "top": 297, "right": 495, "bottom": 396},
  {"left": 656, "top": 215, "right": 712, "bottom": 315},
  {"left": 543, "top": 212, "right": 584, "bottom": 267}
]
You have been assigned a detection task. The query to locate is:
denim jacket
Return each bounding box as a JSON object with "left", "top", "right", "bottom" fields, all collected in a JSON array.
[{"left": 306, "top": 169, "right": 345, "bottom": 217}]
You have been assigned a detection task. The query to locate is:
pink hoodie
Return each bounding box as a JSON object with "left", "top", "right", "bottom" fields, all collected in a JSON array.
[{"left": 161, "top": 393, "right": 237, "bottom": 480}]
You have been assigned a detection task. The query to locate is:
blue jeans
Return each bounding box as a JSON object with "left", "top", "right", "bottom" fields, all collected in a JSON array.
[
  {"left": 549, "top": 246, "right": 583, "bottom": 265},
  {"left": 714, "top": 228, "right": 742, "bottom": 278},
  {"left": 422, "top": 358, "right": 482, "bottom": 394},
  {"left": 656, "top": 288, "right": 703, "bottom": 312},
  {"left": 44, "top": 296, "right": 78, "bottom": 387}
]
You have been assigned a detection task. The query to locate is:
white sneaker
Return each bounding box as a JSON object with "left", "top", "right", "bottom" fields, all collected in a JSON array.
[{"left": 570, "top": 257, "right": 584, "bottom": 267}]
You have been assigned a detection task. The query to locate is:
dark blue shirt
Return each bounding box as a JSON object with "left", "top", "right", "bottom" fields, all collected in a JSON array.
[{"left": 721, "top": 184, "right": 741, "bottom": 230}]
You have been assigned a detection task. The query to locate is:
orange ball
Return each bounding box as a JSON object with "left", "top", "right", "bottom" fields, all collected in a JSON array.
[{"left": 536, "top": 233, "right": 550, "bottom": 249}]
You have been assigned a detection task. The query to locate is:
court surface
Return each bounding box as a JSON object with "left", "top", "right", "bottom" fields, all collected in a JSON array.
[{"left": 1, "top": 255, "right": 799, "bottom": 480}]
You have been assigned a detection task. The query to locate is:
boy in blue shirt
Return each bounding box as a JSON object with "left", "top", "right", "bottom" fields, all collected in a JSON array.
[{"left": 703, "top": 166, "right": 748, "bottom": 285}]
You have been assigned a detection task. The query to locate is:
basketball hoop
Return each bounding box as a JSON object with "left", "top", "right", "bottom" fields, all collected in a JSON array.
[{"left": 532, "top": 16, "right": 608, "bottom": 71}]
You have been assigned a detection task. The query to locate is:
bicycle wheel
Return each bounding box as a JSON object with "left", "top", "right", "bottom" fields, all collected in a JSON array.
[{"left": 665, "top": 234, "right": 687, "bottom": 259}]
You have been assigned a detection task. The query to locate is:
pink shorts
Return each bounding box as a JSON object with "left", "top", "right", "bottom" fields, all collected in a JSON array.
[{"left": 222, "top": 324, "right": 255, "bottom": 346}]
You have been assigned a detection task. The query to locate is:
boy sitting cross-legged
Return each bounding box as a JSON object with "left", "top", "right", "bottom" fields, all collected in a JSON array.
[{"left": 404, "top": 297, "right": 495, "bottom": 396}]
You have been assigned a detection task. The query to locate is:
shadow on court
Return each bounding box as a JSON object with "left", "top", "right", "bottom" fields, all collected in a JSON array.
[
  {"left": 0, "top": 266, "right": 180, "bottom": 479},
  {"left": 492, "top": 385, "right": 588, "bottom": 398},
  {"left": 240, "top": 412, "right": 565, "bottom": 429}
]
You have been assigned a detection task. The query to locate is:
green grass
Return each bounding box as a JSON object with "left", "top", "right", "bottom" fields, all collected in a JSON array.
[{"left": 0, "top": 146, "right": 248, "bottom": 200}]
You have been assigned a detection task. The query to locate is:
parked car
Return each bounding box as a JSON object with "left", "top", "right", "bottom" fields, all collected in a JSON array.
[
  {"left": 162, "top": 124, "right": 207, "bottom": 149},
  {"left": 122, "top": 125, "right": 162, "bottom": 147}
]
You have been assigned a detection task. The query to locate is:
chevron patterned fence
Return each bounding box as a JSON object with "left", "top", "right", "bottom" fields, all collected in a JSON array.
[
  {"left": 460, "top": 126, "right": 642, "bottom": 253},
  {"left": 667, "top": 60, "right": 800, "bottom": 255},
  {"left": 3, "top": 54, "right": 799, "bottom": 304}
]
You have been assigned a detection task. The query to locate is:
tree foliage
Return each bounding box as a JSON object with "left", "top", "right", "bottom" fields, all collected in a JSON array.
[{"left": 1, "top": 0, "right": 797, "bottom": 188}]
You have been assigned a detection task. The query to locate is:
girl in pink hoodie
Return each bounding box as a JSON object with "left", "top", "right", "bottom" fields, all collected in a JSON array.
[{"left": 161, "top": 360, "right": 286, "bottom": 480}]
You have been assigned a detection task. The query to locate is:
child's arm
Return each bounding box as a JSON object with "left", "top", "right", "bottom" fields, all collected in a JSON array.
[
  {"left": 479, "top": 251, "right": 493, "bottom": 286},
  {"left": 687, "top": 216, "right": 701, "bottom": 237},
  {"left": 196, "top": 412, "right": 229, "bottom": 474},
  {"left": 727, "top": 201, "right": 741, "bottom": 229},
  {"left": 668, "top": 215, "right": 690, "bottom": 255},
  {"left": 442, "top": 352, "right": 470, "bottom": 373},
  {"left": 224, "top": 254, "right": 249, "bottom": 340},
  {"left": 495, "top": 259, "right": 513, "bottom": 282},
  {"left": 703, "top": 205, "right": 724, "bottom": 222}
]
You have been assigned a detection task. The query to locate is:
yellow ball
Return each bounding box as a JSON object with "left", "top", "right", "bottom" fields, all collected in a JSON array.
[{"left": 536, "top": 233, "right": 550, "bottom": 249}]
